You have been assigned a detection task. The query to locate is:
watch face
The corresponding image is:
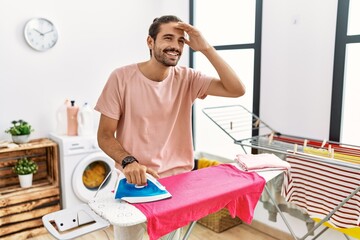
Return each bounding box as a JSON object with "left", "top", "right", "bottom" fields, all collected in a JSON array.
[
  {"left": 24, "top": 18, "right": 58, "bottom": 51},
  {"left": 122, "top": 156, "right": 137, "bottom": 168}
]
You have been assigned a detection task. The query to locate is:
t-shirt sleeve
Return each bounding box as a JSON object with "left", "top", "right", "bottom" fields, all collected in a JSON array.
[
  {"left": 189, "top": 69, "right": 213, "bottom": 101},
  {"left": 94, "top": 70, "right": 122, "bottom": 120}
]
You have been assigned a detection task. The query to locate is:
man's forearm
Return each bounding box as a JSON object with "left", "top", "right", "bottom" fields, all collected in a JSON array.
[
  {"left": 202, "top": 46, "right": 245, "bottom": 97},
  {"left": 98, "top": 134, "right": 131, "bottom": 165}
]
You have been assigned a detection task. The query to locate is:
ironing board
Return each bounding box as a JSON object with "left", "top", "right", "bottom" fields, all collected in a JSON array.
[
  {"left": 42, "top": 164, "right": 283, "bottom": 240},
  {"left": 89, "top": 164, "right": 282, "bottom": 239}
]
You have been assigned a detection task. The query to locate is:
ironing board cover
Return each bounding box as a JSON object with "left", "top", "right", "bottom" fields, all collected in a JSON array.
[
  {"left": 88, "top": 193, "right": 147, "bottom": 226},
  {"left": 134, "top": 164, "right": 266, "bottom": 240}
]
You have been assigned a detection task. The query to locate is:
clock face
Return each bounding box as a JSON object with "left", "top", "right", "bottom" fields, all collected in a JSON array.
[{"left": 24, "top": 18, "right": 58, "bottom": 51}]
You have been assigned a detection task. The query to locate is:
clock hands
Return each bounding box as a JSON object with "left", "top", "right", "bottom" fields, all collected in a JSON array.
[
  {"left": 33, "top": 28, "right": 44, "bottom": 36},
  {"left": 43, "top": 29, "right": 54, "bottom": 35},
  {"left": 32, "top": 28, "right": 54, "bottom": 36}
]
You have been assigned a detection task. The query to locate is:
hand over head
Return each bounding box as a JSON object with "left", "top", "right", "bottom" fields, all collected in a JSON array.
[{"left": 175, "top": 22, "right": 212, "bottom": 52}]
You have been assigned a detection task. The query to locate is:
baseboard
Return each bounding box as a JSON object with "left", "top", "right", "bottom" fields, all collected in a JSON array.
[{"left": 247, "top": 220, "right": 294, "bottom": 240}]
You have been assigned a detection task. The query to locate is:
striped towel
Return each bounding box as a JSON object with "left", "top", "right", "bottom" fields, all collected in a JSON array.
[{"left": 282, "top": 153, "right": 360, "bottom": 228}]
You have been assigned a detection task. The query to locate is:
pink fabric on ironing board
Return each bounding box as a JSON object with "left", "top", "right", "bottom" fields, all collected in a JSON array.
[{"left": 133, "top": 164, "right": 266, "bottom": 240}]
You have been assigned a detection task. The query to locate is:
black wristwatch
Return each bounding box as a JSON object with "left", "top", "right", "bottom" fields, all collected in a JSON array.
[{"left": 121, "top": 156, "right": 139, "bottom": 169}]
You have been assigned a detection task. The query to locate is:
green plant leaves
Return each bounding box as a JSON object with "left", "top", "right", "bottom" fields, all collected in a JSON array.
[
  {"left": 13, "top": 157, "right": 38, "bottom": 175},
  {"left": 5, "top": 120, "right": 34, "bottom": 136}
]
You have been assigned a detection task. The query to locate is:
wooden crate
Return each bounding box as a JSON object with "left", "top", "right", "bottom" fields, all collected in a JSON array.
[{"left": 0, "top": 138, "right": 60, "bottom": 240}]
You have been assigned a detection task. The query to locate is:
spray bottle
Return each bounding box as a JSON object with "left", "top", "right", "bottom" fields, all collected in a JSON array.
[{"left": 77, "top": 102, "right": 95, "bottom": 136}]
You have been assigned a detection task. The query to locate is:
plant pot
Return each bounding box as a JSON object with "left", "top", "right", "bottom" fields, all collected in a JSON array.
[
  {"left": 18, "top": 173, "right": 33, "bottom": 188},
  {"left": 12, "top": 135, "right": 30, "bottom": 144}
]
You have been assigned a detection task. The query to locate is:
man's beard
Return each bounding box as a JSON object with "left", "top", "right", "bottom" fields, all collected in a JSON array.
[{"left": 153, "top": 47, "right": 181, "bottom": 67}]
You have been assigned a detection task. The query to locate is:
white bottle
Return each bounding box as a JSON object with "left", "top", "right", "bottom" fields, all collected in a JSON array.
[
  {"left": 77, "top": 102, "right": 94, "bottom": 136},
  {"left": 56, "top": 99, "right": 70, "bottom": 135}
]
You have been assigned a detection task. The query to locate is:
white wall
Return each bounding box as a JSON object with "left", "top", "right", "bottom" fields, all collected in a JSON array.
[
  {"left": 261, "top": 0, "right": 338, "bottom": 139},
  {"left": 0, "top": 0, "right": 188, "bottom": 141}
]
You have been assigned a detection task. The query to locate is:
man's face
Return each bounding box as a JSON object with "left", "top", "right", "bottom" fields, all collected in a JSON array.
[{"left": 152, "top": 22, "right": 186, "bottom": 67}]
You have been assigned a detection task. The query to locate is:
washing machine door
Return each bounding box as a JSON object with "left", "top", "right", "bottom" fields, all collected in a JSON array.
[{"left": 72, "top": 152, "right": 117, "bottom": 202}]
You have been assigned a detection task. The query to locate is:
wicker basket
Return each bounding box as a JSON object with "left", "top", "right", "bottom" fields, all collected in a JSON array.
[{"left": 198, "top": 208, "right": 242, "bottom": 233}]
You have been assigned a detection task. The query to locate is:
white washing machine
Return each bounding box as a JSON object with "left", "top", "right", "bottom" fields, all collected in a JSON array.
[{"left": 50, "top": 133, "right": 117, "bottom": 209}]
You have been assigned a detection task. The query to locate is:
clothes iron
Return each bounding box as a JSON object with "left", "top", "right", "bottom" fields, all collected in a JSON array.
[{"left": 114, "top": 172, "right": 172, "bottom": 203}]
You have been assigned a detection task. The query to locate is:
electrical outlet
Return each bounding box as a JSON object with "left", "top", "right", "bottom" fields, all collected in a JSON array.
[{"left": 54, "top": 211, "right": 78, "bottom": 232}]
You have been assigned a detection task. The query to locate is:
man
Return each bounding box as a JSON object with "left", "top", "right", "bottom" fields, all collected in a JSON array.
[{"left": 95, "top": 15, "right": 245, "bottom": 240}]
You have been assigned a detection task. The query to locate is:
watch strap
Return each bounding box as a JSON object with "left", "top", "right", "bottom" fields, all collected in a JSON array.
[{"left": 121, "top": 156, "right": 139, "bottom": 169}]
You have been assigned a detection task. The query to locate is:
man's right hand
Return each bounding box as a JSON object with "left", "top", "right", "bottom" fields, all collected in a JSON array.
[{"left": 122, "top": 161, "right": 159, "bottom": 186}]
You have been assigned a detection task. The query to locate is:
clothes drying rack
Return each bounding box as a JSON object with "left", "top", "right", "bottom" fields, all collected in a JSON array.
[{"left": 202, "top": 105, "right": 360, "bottom": 240}]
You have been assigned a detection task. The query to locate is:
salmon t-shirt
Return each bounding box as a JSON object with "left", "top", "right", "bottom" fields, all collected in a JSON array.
[{"left": 95, "top": 64, "right": 212, "bottom": 177}]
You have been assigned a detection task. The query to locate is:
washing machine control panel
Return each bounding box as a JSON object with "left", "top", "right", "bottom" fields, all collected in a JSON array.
[
  {"left": 63, "top": 139, "right": 100, "bottom": 156},
  {"left": 50, "top": 134, "right": 101, "bottom": 156}
]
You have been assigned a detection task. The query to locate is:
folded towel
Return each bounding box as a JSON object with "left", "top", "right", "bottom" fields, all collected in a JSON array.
[{"left": 234, "top": 153, "right": 290, "bottom": 171}]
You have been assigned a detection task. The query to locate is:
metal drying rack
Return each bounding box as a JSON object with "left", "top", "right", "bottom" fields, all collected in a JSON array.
[
  {"left": 202, "top": 105, "right": 360, "bottom": 167},
  {"left": 202, "top": 104, "right": 360, "bottom": 240},
  {"left": 202, "top": 104, "right": 277, "bottom": 152}
]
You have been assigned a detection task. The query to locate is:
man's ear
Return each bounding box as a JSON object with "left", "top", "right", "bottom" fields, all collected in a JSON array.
[{"left": 147, "top": 36, "right": 154, "bottom": 49}]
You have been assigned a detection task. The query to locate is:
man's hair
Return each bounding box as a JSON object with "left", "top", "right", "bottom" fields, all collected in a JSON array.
[{"left": 148, "top": 15, "right": 183, "bottom": 57}]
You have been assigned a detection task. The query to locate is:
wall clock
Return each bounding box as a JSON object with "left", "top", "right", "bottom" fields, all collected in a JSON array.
[{"left": 24, "top": 18, "right": 58, "bottom": 51}]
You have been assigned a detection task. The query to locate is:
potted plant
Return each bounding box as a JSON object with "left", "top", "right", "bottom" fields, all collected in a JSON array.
[
  {"left": 13, "top": 157, "right": 38, "bottom": 188},
  {"left": 5, "top": 119, "right": 34, "bottom": 144}
]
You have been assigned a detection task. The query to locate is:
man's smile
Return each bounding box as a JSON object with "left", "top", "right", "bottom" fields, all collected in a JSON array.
[{"left": 164, "top": 49, "right": 180, "bottom": 57}]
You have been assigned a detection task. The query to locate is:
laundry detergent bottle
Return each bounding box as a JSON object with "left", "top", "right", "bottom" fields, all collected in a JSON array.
[
  {"left": 56, "top": 99, "right": 70, "bottom": 135},
  {"left": 67, "top": 100, "right": 79, "bottom": 136},
  {"left": 77, "top": 102, "right": 94, "bottom": 136}
]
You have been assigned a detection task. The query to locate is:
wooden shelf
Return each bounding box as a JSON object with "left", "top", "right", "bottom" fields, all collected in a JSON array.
[{"left": 0, "top": 138, "right": 60, "bottom": 240}]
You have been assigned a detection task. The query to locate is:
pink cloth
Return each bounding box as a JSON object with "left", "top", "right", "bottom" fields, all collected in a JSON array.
[
  {"left": 133, "top": 164, "right": 266, "bottom": 240},
  {"left": 235, "top": 153, "right": 290, "bottom": 171}
]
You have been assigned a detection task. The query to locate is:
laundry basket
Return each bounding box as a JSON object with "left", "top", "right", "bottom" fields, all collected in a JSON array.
[
  {"left": 194, "top": 152, "right": 242, "bottom": 233},
  {"left": 197, "top": 208, "right": 242, "bottom": 233}
]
